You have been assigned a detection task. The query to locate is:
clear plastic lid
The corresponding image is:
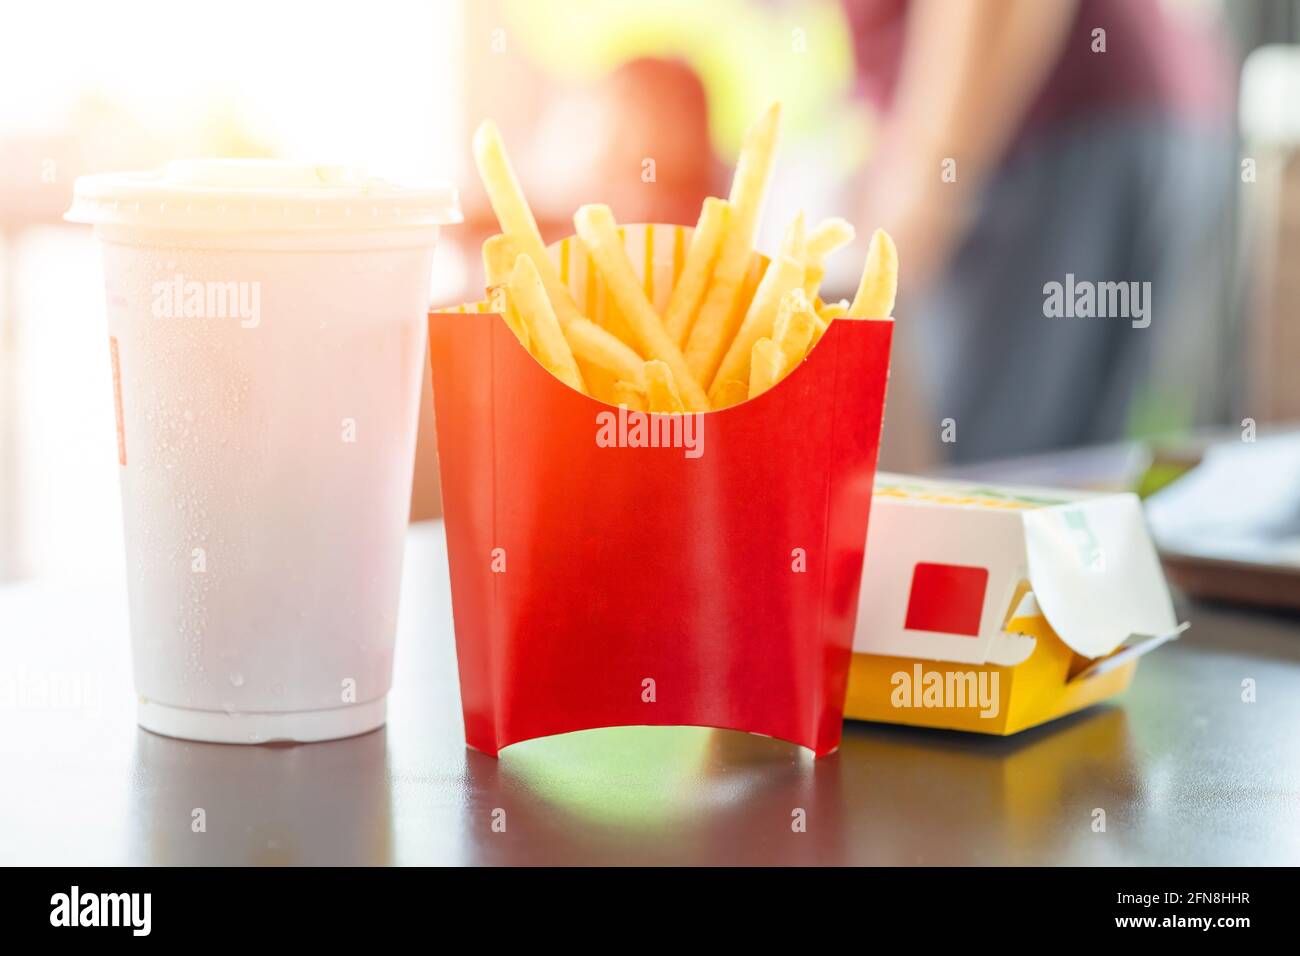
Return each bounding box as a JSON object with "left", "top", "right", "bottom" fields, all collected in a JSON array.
[{"left": 66, "top": 159, "right": 462, "bottom": 232}]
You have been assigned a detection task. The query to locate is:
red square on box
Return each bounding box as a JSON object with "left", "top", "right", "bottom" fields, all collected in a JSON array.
[{"left": 904, "top": 562, "right": 988, "bottom": 636}]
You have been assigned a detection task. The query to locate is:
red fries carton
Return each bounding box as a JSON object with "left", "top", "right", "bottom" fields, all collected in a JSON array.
[{"left": 428, "top": 225, "right": 892, "bottom": 755}]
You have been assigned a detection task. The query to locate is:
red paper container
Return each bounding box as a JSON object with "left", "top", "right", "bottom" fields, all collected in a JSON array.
[{"left": 428, "top": 225, "right": 892, "bottom": 756}]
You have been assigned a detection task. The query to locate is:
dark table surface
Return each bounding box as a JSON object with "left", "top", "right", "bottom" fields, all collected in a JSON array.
[{"left": 3, "top": 518, "right": 1299, "bottom": 866}]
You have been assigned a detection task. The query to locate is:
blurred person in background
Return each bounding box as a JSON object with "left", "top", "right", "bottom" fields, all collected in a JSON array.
[
  {"left": 462, "top": 0, "right": 1237, "bottom": 464},
  {"left": 848, "top": 0, "right": 1238, "bottom": 461}
]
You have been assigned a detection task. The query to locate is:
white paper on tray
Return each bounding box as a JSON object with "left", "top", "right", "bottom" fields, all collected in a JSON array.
[{"left": 1021, "top": 493, "right": 1179, "bottom": 658}]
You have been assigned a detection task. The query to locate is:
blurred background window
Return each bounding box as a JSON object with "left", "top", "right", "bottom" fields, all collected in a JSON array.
[{"left": 0, "top": 0, "right": 463, "bottom": 580}]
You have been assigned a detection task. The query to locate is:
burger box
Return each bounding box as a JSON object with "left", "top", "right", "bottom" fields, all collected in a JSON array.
[
  {"left": 428, "top": 224, "right": 892, "bottom": 757},
  {"left": 845, "top": 474, "right": 1185, "bottom": 734}
]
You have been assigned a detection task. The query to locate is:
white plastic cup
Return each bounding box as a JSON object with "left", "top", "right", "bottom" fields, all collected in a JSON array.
[{"left": 67, "top": 160, "right": 461, "bottom": 743}]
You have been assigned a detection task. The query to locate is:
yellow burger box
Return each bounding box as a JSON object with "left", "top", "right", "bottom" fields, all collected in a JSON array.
[{"left": 846, "top": 474, "right": 1185, "bottom": 735}]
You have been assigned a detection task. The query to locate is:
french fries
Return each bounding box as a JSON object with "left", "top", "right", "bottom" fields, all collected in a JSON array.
[
  {"left": 712, "top": 379, "right": 750, "bottom": 408},
  {"left": 810, "top": 314, "right": 829, "bottom": 349},
  {"left": 684, "top": 103, "right": 782, "bottom": 387},
  {"left": 803, "top": 217, "right": 855, "bottom": 301},
  {"left": 482, "top": 233, "right": 518, "bottom": 287},
  {"left": 465, "top": 103, "right": 897, "bottom": 413},
  {"left": 566, "top": 318, "right": 646, "bottom": 386},
  {"left": 482, "top": 233, "right": 531, "bottom": 348},
  {"left": 488, "top": 236, "right": 639, "bottom": 396},
  {"left": 573, "top": 204, "right": 709, "bottom": 412},
  {"left": 707, "top": 254, "right": 803, "bottom": 404},
  {"left": 643, "top": 360, "right": 686, "bottom": 413},
  {"left": 779, "top": 210, "right": 806, "bottom": 262},
  {"left": 473, "top": 121, "right": 585, "bottom": 329},
  {"left": 806, "top": 217, "right": 855, "bottom": 264},
  {"left": 507, "top": 254, "right": 585, "bottom": 393},
  {"left": 817, "top": 300, "right": 849, "bottom": 322},
  {"left": 748, "top": 337, "right": 784, "bottom": 399},
  {"left": 706, "top": 209, "right": 809, "bottom": 400},
  {"left": 772, "top": 289, "right": 817, "bottom": 374},
  {"left": 664, "top": 197, "right": 729, "bottom": 348},
  {"left": 848, "top": 228, "right": 899, "bottom": 320},
  {"left": 613, "top": 380, "right": 647, "bottom": 411}
]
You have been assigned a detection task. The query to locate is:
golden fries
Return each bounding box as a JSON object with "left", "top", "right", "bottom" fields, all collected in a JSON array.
[
  {"left": 779, "top": 210, "right": 806, "bottom": 261},
  {"left": 613, "top": 380, "right": 647, "bottom": 411},
  {"left": 573, "top": 204, "right": 708, "bottom": 411},
  {"left": 496, "top": 292, "right": 531, "bottom": 350},
  {"left": 748, "top": 337, "right": 784, "bottom": 399},
  {"left": 565, "top": 318, "right": 646, "bottom": 385},
  {"left": 810, "top": 314, "right": 829, "bottom": 349},
  {"left": 473, "top": 121, "right": 542, "bottom": 243},
  {"left": 473, "top": 120, "right": 586, "bottom": 329},
  {"left": 466, "top": 101, "right": 897, "bottom": 413},
  {"left": 801, "top": 264, "right": 825, "bottom": 302},
  {"left": 806, "top": 298, "right": 844, "bottom": 351},
  {"left": 482, "top": 233, "right": 518, "bottom": 287},
  {"left": 772, "top": 289, "right": 817, "bottom": 374},
  {"left": 664, "top": 197, "right": 729, "bottom": 348},
  {"left": 712, "top": 378, "right": 749, "bottom": 409},
  {"left": 806, "top": 218, "right": 855, "bottom": 264},
  {"left": 508, "top": 254, "right": 586, "bottom": 393},
  {"left": 848, "top": 228, "right": 899, "bottom": 319},
  {"left": 684, "top": 103, "right": 782, "bottom": 386},
  {"left": 481, "top": 233, "right": 531, "bottom": 347},
  {"left": 817, "top": 300, "right": 849, "bottom": 321},
  {"left": 802, "top": 218, "right": 854, "bottom": 301},
  {"left": 643, "top": 360, "right": 686, "bottom": 413},
  {"left": 707, "top": 248, "right": 804, "bottom": 403}
]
